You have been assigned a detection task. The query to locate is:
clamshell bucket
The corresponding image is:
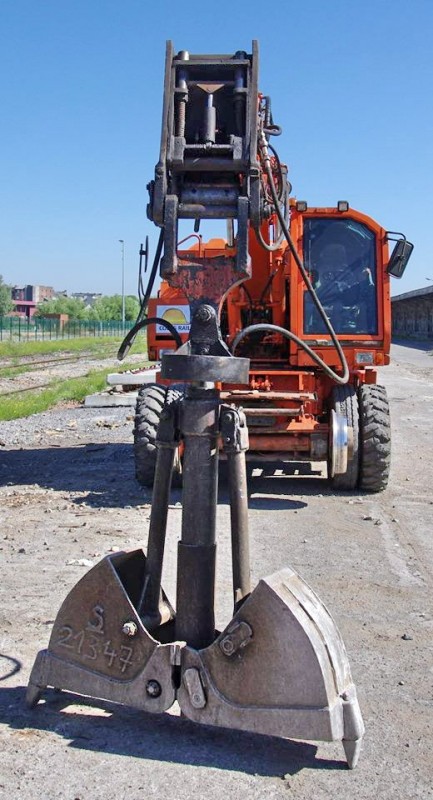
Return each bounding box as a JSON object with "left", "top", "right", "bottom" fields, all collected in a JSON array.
[
  {"left": 27, "top": 554, "right": 364, "bottom": 768},
  {"left": 27, "top": 308, "right": 364, "bottom": 771}
]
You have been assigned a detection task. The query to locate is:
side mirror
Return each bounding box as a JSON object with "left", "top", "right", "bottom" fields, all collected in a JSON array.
[{"left": 386, "top": 234, "right": 414, "bottom": 278}]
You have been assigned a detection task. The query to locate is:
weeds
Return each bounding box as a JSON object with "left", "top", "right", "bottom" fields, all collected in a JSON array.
[
  {"left": 0, "top": 362, "right": 146, "bottom": 421},
  {"left": 0, "top": 336, "right": 150, "bottom": 420}
]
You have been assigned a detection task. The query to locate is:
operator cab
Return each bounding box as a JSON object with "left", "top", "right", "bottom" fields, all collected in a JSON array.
[{"left": 303, "top": 217, "right": 377, "bottom": 335}]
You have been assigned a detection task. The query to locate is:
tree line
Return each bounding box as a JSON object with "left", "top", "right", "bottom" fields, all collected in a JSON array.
[
  {"left": 0, "top": 276, "right": 140, "bottom": 321},
  {"left": 0, "top": 275, "right": 14, "bottom": 316}
]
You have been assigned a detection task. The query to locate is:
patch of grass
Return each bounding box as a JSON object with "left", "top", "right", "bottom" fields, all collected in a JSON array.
[
  {"left": 0, "top": 335, "right": 147, "bottom": 360},
  {"left": 0, "top": 354, "right": 106, "bottom": 380},
  {"left": 0, "top": 365, "right": 32, "bottom": 378},
  {"left": 0, "top": 361, "right": 149, "bottom": 421},
  {"left": 0, "top": 334, "right": 149, "bottom": 379}
]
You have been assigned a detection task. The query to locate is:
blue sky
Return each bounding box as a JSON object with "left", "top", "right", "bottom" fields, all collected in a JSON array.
[{"left": 1, "top": 0, "right": 432, "bottom": 297}]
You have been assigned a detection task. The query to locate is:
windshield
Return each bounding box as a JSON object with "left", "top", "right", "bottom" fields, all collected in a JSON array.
[{"left": 303, "top": 218, "right": 378, "bottom": 335}]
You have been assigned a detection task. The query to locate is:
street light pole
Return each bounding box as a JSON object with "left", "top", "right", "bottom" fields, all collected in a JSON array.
[{"left": 119, "top": 239, "right": 125, "bottom": 331}]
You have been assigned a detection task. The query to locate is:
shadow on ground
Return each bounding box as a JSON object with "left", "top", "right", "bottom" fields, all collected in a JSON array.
[
  {"left": 0, "top": 444, "right": 361, "bottom": 510},
  {"left": 392, "top": 337, "right": 433, "bottom": 352},
  {"left": 0, "top": 654, "right": 22, "bottom": 682},
  {"left": 0, "top": 685, "right": 346, "bottom": 777},
  {"left": 0, "top": 443, "right": 149, "bottom": 508}
]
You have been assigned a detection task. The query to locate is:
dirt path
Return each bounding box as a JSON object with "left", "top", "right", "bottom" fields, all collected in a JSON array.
[{"left": 0, "top": 343, "right": 432, "bottom": 800}]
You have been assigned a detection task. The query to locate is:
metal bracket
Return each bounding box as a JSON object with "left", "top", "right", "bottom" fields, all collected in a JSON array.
[
  {"left": 161, "top": 304, "right": 250, "bottom": 385},
  {"left": 183, "top": 667, "right": 207, "bottom": 709},
  {"left": 219, "top": 621, "right": 253, "bottom": 657},
  {"left": 220, "top": 405, "right": 249, "bottom": 453}
]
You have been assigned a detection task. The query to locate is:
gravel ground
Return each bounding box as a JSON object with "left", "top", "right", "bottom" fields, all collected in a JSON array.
[
  {"left": 0, "top": 404, "right": 135, "bottom": 448},
  {"left": 0, "top": 342, "right": 432, "bottom": 800}
]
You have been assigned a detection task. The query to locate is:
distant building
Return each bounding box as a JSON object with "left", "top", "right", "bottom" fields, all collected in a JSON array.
[
  {"left": 11, "top": 284, "right": 55, "bottom": 318},
  {"left": 392, "top": 286, "right": 433, "bottom": 339},
  {"left": 71, "top": 292, "right": 102, "bottom": 308}
]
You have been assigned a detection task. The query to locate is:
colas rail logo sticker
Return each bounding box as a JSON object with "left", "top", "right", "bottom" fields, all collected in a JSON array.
[{"left": 156, "top": 305, "right": 191, "bottom": 334}]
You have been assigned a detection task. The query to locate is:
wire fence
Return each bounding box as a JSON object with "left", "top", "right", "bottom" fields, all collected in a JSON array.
[{"left": 0, "top": 317, "right": 133, "bottom": 342}]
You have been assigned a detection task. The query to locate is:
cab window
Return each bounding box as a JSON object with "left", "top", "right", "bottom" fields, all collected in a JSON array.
[{"left": 303, "top": 218, "right": 377, "bottom": 335}]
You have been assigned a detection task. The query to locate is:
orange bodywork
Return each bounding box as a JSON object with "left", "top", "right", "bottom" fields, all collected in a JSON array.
[{"left": 147, "top": 202, "right": 392, "bottom": 461}]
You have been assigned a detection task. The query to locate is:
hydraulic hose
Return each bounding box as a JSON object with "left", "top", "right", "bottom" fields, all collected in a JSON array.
[
  {"left": 259, "top": 270, "right": 279, "bottom": 305},
  {"left": 117, "top": 229, "right": 165, "bottom": 360},
  {"left": 257, "top": 130, "right": 349, "bottom": 385},
  {"left": 117, "top": 317, "right": 182, "bottom": 361},
  {"left": 232, "top": 323, "right": 346, "bottom": 382},
  {"left": 138, "top": 235, "right": 149, "bottom": 304},
  {"left": 253, "top": 142, "right": 288, "bottom": 252},
  {"left": 253, "top": 200, "right": 288, "bottom": 252}
]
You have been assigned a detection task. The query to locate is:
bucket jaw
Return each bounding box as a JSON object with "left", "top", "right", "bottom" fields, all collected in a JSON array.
[
  {"left": 27, "top": 551, "right": 178, "bottom": 714},
  {"left": 178, "top": 566, "right": 364, "bottom": 769}
]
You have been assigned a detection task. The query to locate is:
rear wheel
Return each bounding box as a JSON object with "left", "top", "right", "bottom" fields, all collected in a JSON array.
[
  {"left": 134, "top": 384, "right": 183, "bottom": 488},
  {"left": 358, "top": 384, "right": 391, "bottom": 492},
  {"left": 329, "top": 385, "right": 360, "bottom": 490}
]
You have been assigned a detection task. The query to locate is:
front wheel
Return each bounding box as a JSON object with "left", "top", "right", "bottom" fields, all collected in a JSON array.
[
  {"left": 329, "top": 385, "right": 360, "bottom": 490},
  {"left": 133, "top": 384, "right": 183, "bottom": 488},
  {"left": 358, "top": 384, "right": 391, "bottom": 492}
]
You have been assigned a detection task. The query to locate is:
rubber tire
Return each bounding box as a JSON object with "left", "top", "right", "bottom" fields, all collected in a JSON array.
[
  {"left": 133, "top": 384, "right": 182, "bottom": 488},
  {"left": 330, "top": 384, "right": 360, "bottom": 490},
  {"left": 358, "top": 384, "right": 391, "bottom": 493}
]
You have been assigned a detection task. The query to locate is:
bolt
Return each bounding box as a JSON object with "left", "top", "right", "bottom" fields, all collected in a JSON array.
[
  {"left": 220, "top": 637, "right": 235, "bottom": 656},
  {"left": 341, "top": 691, "right": 349, "bottom": 701},
  {"left": 122, "top": 621, "right": 138, "bottom": 637},
  {"left": 195, "top": 305, "right": 213, "bottom": 323},
  {"left": 146, "top": 679, "right": 162, "bottom": 698}
]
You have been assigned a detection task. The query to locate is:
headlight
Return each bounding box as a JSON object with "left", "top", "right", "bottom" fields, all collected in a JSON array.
[{"left": 355, "top": 351, "right": 374, "bottom": 365}]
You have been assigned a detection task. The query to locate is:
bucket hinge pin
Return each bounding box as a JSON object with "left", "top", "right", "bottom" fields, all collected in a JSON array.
[{"left": 219, "top": 620, "right": 253, "bottom": 657}]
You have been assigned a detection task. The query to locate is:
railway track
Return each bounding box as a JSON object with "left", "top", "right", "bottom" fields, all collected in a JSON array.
[
  {"left": 0, "top": 347, "right": 148, "bottom": 401},
  {"left": 0, "top": 351, "right": 113, "bottom": 397},
  {"left": 0, "top": 381, "right": 54, "bottom": 397},
  {"left": 0, "top": 351, "right": 114, "bottom": 373}
]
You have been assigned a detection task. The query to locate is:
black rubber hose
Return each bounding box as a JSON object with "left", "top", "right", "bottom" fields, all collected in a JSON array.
[
  {"left": 117, "top": 229, "right": 165, "bottom": 360},
  {"left": 257, "top": 131, "right": 349, "bottom": 385},
  {"left": 241, "top": 283, "right": 253, "bottom": 306},
  {"left": 264, "top": 124, "right": 282, "bottom": 137},
  {"left": 232, "top": 323, "right": 347, "bottom": 383},
  {"left": 268, "top": 142, "right": 285, "bottom": 202},
  {"left": 117, "top": 317, "right": 182, "bottom": 361},
  {"left": 138, "top": 235, "right": 149, "bottom": 303},
  {"left": 253, "top": 151, "right": 289, "bottom": 252},
  {"left": 253, "top": 223, "right": 285, "bottom": 252},
  {"left": 259, "top": 269, "right": 278, "bottom": 305},
  {"left": 137, "top": 228, "right": 164, "bottom": 323},
  {"left": 253, "top": 193, "right": 289, "bottom": 251}
]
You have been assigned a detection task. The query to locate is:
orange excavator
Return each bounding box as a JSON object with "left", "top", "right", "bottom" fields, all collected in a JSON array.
[
  {"left": 27, "top": 42, "right": 412, "bottom": 771},
  {"left": 130, "top": 42, "right": 413, "bottom": 493}
]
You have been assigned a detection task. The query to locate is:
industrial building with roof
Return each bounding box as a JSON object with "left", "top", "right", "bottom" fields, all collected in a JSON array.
[{"left": 392, "top": 286, "right": 433, "bottom": 340}]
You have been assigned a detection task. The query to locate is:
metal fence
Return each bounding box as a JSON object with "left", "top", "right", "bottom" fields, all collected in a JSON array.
[{"left": 0, "top": 317, "right": 133, "bottom": 341}]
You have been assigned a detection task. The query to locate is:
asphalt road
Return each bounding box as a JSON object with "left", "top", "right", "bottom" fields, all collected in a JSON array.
[{"left": 0, "top": 340, "right": 432, "bottom": 799}]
